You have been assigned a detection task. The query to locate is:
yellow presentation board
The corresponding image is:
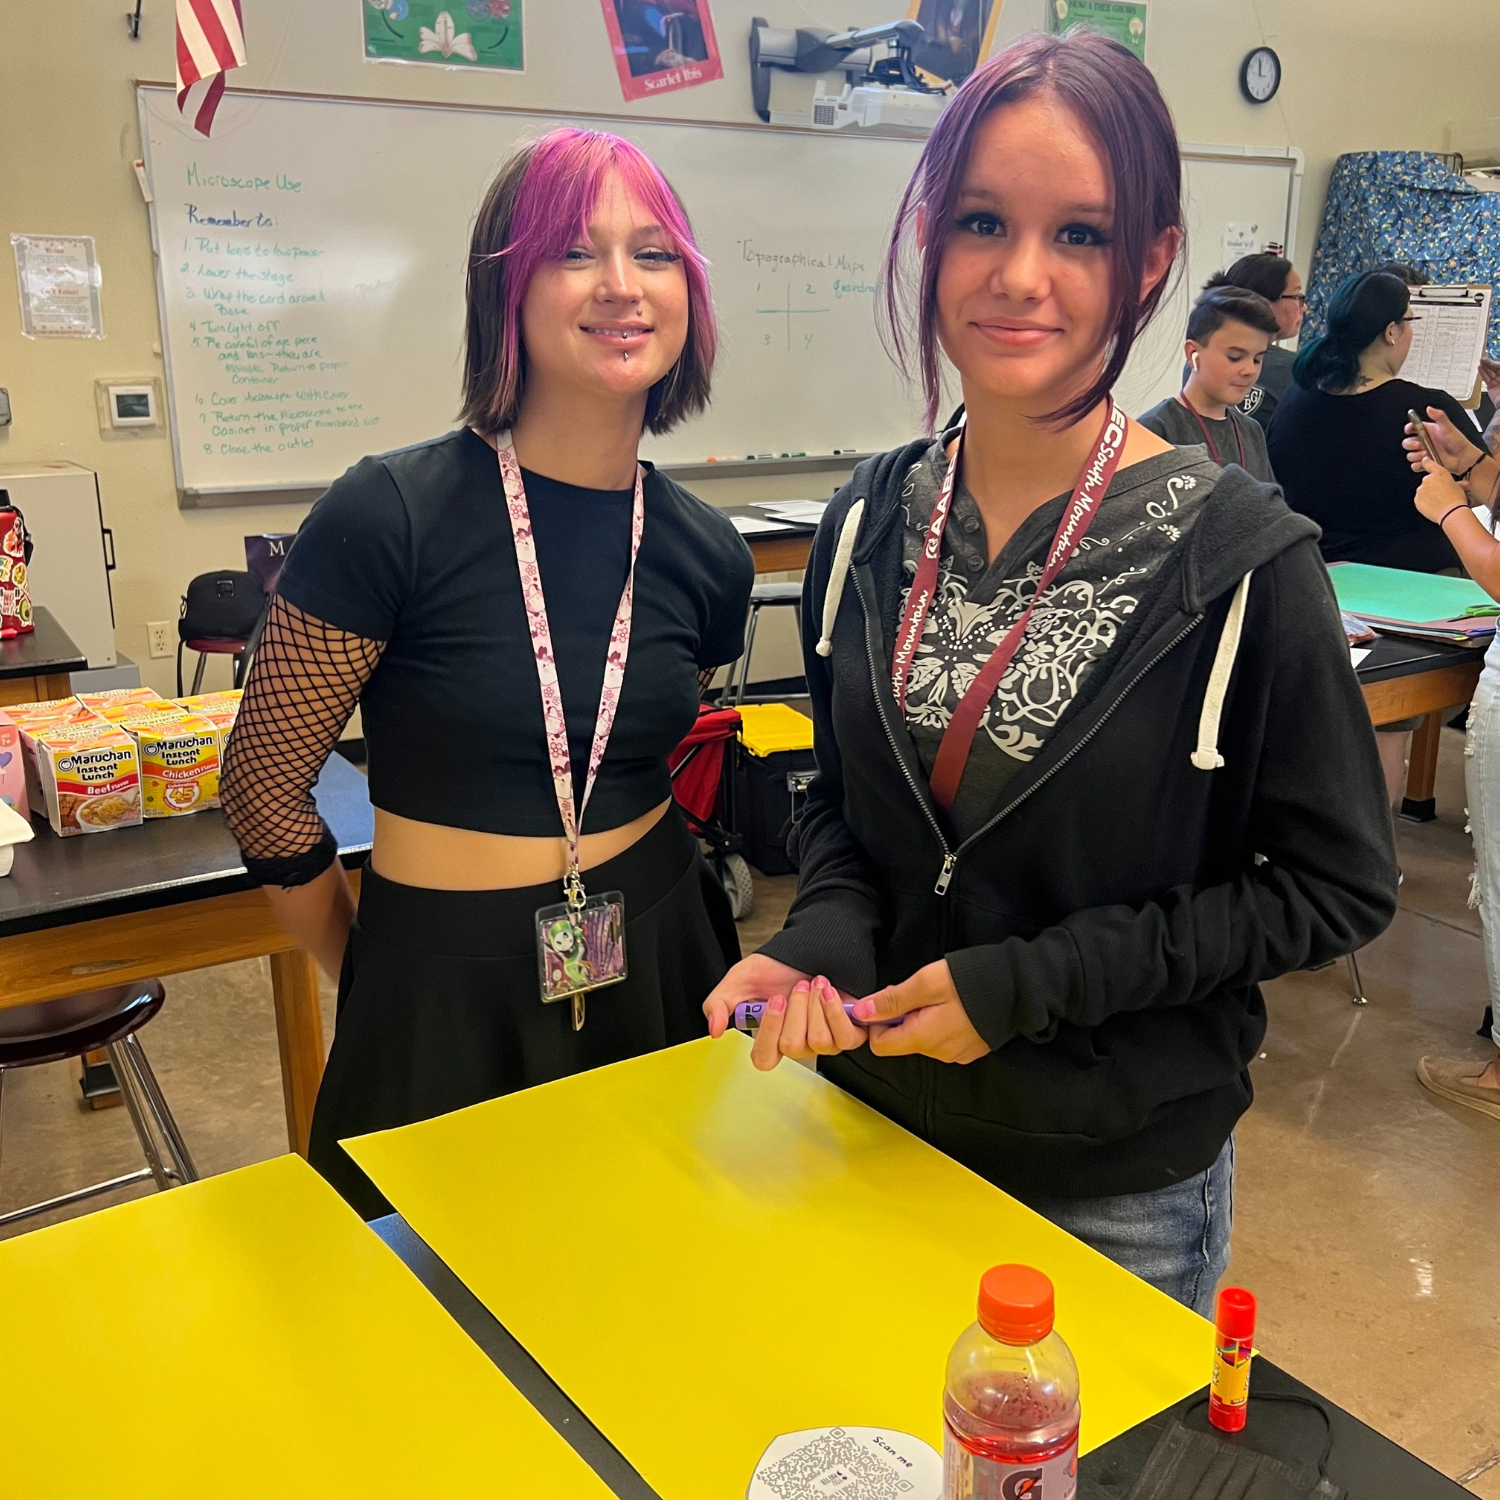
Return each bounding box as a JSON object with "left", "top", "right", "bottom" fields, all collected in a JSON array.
[
  {"left": 0, "top": 1154, "right": 612, "bottom": 1499},
  {"left": 348, "top": 1033, "right": 1213, "bottom": 1500}
]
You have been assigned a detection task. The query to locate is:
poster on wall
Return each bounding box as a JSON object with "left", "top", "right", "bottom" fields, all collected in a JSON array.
[
  {"left": 11, "top": 235, "right": 105, "bottom": 339},
  {"left": 599, "top": 0, "right": 724, "bottom": 101},
  {"left": 1045, "top": 0, "right": 1146, "bottom": 61},
  {"left": 363, "top": 0, "right": 525, "bottom": 72},
  {"left": 904, "top": 0, "right": 1003, "bottom": 86}
]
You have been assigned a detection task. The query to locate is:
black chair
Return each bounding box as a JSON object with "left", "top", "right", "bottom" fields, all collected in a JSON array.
[{"left": 0, "top": 980, "right": 197, "bottom": 1231}]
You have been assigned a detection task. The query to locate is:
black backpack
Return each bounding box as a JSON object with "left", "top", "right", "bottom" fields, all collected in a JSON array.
[{"left": 179, "top": 570, "right": 265, "bottom": 643}]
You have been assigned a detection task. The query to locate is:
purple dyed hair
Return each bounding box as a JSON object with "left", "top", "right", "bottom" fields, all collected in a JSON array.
[
  {"left": 460, "top": 128, "right": 716, "bottom": 436},
  {"left": 881, "top": 29, "right": 1184, "bottom": 431}
]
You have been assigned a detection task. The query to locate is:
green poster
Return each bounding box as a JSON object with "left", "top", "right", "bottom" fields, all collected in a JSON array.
[
  {"left": 364, "top": 0, "right": 525, "bottom": 72},
  {"left": 1045, "top": 0, "right": 1146, "bottom": 61}
]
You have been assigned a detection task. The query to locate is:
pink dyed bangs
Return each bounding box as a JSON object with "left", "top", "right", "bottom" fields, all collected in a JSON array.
[{"left": 494, "top": 128, "right": 716, "bottom": 405}]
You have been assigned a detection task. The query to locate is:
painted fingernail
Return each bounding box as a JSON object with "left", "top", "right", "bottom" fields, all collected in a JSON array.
[{"left": 769, "top": 994, "right": 786, "bottom": 1014}]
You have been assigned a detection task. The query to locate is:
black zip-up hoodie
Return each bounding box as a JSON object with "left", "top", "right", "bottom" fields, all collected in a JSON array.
[{"left": 759, "top": 441, "right": 1399, "bottom": 1201}]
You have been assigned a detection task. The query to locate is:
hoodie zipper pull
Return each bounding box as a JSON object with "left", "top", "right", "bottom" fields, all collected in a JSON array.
[{"left": 934, "top": 853, "right": 956, "bottom": 896}]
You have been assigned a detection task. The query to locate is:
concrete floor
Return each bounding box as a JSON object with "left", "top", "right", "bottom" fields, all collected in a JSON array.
[{"left": 2, "top": 728, "right": 1497, "bottom": 1491}]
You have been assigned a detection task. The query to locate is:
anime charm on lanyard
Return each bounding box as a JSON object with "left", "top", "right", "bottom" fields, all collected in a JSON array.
[{"left": 497, "top": 434, "right": 642, "bottom": 1030}]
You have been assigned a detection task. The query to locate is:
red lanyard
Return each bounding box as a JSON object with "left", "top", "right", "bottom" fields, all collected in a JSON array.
[
  {"left": 892, "top": 399, "right": 1129, "bottom": 813},
  {"left": 1176, "top": 392, "right": 1244, "bottom": 470}
]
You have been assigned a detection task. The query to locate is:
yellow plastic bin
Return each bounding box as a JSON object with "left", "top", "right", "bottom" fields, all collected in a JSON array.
[{"left": 733, "top": 704, "right": 816, "bottom": 876}]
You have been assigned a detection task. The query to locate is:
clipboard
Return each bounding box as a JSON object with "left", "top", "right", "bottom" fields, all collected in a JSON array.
[{"left": 1403, "top": 282, "right": 1493, "bottom": 404}]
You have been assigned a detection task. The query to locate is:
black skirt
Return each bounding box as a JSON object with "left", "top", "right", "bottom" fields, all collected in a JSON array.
[{"left": 308, "top": 808, "right": 739, "bottom": 1218}]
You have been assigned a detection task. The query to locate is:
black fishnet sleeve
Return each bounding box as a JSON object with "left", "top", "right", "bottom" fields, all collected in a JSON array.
[{"left": 221, "top": 595, "right": 385, "bottom": 888}]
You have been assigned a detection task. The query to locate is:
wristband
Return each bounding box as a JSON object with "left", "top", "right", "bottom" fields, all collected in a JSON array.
[
  {"left": 1439, "top": 503, "right": 1470, "bottom": 530},
  {"left": 1455, "top": 456, "right": 1483, "bottom": 483}
]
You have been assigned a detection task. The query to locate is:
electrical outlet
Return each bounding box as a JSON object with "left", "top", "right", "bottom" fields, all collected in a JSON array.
[{"left": 147, "top": 621, "right": 173, "bottom": 659}]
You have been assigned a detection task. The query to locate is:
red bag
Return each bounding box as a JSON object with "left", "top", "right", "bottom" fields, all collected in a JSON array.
[{"left": 0, "top": 495, "right": 34, "bottom": 639}]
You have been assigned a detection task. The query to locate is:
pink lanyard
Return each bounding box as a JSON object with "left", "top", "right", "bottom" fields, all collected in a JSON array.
[
  {"left": 891, "top": 399, "right": 1129, "bottom": 813},
  {"left": 496, "top": 434, "right": 645, "bottom": 893},
  {"left": 1176, "top": 392, "right": 1245, "bottom": 469}
]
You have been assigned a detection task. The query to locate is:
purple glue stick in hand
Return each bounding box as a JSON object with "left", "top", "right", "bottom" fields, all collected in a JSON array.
[{"left": 732, "top": 998, "right": 870, "bottom": 1033}]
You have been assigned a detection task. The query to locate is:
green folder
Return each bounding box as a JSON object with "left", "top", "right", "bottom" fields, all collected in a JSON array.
[{"left": 1327, "top": 563, "right": 1497, "bottom": 624}]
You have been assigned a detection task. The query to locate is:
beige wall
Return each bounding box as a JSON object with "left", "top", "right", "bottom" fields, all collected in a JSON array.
[{"left": 3, "top": 0, "right": 1498, "bottom": 694}]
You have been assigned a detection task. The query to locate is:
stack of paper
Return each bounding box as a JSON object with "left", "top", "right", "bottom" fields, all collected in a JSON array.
[
  {"left": 730, "top": 514, "right": 795, "bottom": 537},
  {"left": 753, "top": 499, "right": 828, "bottom": 524},
  {"left": 1329, "top": 561, "right": 1498, "bottom": 644}
]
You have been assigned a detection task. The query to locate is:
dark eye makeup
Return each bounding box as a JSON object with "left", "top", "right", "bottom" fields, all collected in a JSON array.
[{"left": 952, "top": 213, "right": 1111, "bottom": 248}]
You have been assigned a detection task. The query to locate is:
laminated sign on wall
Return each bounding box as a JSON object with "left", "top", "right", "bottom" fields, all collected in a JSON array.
[
  {"left": 11, "top": 235, "right": 104, "bottom": 339},
  {"left": 599, "top": 0, "right": 723, "bottom": 101},
  {"left": 363, "top": 0, "right": 524, "bottom": 71}
]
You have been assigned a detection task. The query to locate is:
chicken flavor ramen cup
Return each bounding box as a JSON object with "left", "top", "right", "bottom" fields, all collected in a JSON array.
[{"left": 132, "top": 714, "right": 221, "bottom": 817}]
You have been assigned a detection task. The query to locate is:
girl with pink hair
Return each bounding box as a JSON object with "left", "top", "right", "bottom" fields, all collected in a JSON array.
[{"left": 223, "top": 129, "right": 752, "bottom": 1217}]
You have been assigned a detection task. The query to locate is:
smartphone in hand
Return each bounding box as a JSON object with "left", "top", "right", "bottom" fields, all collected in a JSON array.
[{"left": 1408, "top": 409, "right": 1443, "bottom": 467}]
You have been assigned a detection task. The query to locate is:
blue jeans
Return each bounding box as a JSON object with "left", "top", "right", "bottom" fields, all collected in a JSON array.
[{"left": 1028, "top": 1136, "right": 1235, "bottom": 1317}]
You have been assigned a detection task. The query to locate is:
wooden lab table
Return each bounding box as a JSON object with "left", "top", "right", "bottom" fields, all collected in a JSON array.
[
  {"left": 0, "top": 753, "right": 372, "bottom": 1156},
  {"left": 1355, "top": 634, "right": 1485, "bottom": 821},
  {"left": 724, "top": 507, "right": 817, "bottom": 574},
  {"left": 0, "top": 606, "right": 86, "bottom": 707}
]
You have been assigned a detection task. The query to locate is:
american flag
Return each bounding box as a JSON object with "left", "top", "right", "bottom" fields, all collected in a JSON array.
[{"left": 175, "top": 0, "right": 246, "bottom": 137}]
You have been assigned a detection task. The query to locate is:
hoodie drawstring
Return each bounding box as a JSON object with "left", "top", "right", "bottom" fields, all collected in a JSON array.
[
  {"left": 1190, "top": 570, "right": 1254, "bottom": 771},
  {"left": 817, "top": 504, "right": 1252, "bottom": 773},
  {"left": 815, "top": 499, "right": 866, "bottom": 657}
]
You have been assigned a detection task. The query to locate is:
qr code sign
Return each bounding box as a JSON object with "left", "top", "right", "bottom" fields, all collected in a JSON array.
[{"left": 754, "top": 1427, "right": 916, "bottom": 1499}]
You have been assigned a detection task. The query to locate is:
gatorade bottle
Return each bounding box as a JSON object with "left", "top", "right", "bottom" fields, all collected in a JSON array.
[{"left": 943, "top": 1264, "right": 1080, "bottom": 1500}]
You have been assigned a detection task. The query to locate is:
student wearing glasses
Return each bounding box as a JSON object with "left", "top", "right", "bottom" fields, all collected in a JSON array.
[
  {"left": 1269, "top": 268, "right": 1485, "bottom": 809},
  {"left": 1139, "top": 285, "right": 1278, "bottom": 481},
  {"left": 1182, "top": 253, "right": 1304, "bottom": 431},
  {"left": 1268, "top": 269, "right": 1482, "bottom": 573}
]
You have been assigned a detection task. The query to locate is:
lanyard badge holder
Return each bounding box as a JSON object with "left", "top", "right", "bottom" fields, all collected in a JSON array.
[
  {"left": 498, "top": 435, "right": 641, "bottom": 1031},
  {"left": 891, "top": 400, "right": 1128, "bottom": 812}
]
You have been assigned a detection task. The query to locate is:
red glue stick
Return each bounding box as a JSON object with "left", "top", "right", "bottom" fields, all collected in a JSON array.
[{"left": 1209, "top": 1287, "right": 1256, "bottom": 1432}]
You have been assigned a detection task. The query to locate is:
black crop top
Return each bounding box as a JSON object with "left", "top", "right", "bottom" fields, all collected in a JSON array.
[{"left": 223, "top": 428, "right": 753, "bottom": 880}]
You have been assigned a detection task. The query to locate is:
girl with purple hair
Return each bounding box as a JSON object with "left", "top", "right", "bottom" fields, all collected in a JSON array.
[
  {"left": 222, "top": 129, "right": 752, "bottom": 1217},
  {"left": 705, "top": 30, "right": 1396, "bottom": 1312}
]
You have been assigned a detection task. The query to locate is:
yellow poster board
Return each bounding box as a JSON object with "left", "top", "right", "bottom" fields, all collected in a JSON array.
[
  {"left": 0, "top": 1154, "right": 612, "bottom": 1499},
  {"left": 348, "top": 1033, "right": 1213, "bottom": 1500}
]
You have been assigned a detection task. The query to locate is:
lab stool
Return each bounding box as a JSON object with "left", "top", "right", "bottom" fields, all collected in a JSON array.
[
  {"left": 730, "top": 581, "right": 803, "bottom": 706},
  {"left": 0, "top": 980, "right": 198, "bottom": 1231},
  {"left": 178, "top": 635, "right": 250, "bottom": 697}
]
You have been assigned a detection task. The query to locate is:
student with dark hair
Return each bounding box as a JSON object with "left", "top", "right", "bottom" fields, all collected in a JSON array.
[
  {"left": 703, "top": 31, "right": 1396, "bottom": 1315},
  {"left": 1192, "top": 252, "right": 1304, "bottom": 429},
  {"left": 220, "top": 129, "right": 753, "bottom": 1217},
  {"left": 1139, "top": 285, "right": 1278, "bottom": 481},
  {"left": 1268, "top": 269, "right": 1482, "bottom": 572}
]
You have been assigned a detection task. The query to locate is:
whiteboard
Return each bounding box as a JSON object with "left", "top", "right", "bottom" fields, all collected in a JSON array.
[
  {"left": 137, "top": 88, "right": 1300, "bottom": 494},
  {"left": 1117, "top": 144, "right": 1304, "bottom": 415},
  {"left": 137, "top": 85, "right": 925, "bottom": 494}
]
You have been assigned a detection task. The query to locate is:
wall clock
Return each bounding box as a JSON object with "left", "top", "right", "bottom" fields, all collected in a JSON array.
[{"left": 1240, "top": 47, "right": 1281, "bottom": 104}]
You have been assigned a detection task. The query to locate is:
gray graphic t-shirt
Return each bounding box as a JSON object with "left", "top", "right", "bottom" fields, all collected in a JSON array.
[{"left": 899, "top": 439, "right": 1217, "bottom": 840}]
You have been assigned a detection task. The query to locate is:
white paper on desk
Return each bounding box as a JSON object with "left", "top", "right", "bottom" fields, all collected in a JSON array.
[
  {"left": 731, "top": 515, "right": 796, "bottom": 536},
  {"left": 1350, "top": 647, "right": 1372, "bottom": 667},
  {"left": 754, "top": 500, "right": 828, "bottom": 523},
  {"left": 1403, "top": 284, "right": 1493, "bottom": 402},
  {"left": 747, "top": 1426, "right": 941, "bottom": 1500}
]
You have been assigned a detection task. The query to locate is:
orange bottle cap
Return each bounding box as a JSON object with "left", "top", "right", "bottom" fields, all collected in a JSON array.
[{"left": 978, "top": 1264, "right": 1055, "bottom": 1345}]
